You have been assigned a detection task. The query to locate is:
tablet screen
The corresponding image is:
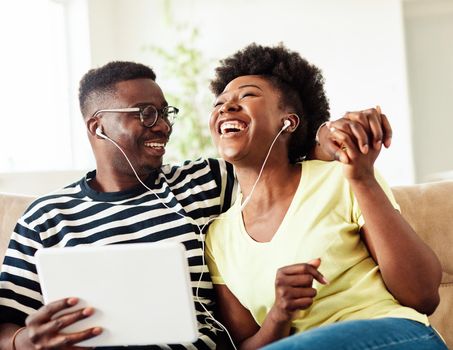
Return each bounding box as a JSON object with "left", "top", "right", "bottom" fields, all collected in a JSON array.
[{"left": 36, "top": 242, "right": 198, "bottom": 347}]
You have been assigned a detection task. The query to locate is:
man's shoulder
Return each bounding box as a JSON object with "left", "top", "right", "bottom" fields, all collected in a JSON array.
[
  {"left": 23, "top": 176, "right": 86, "bottom": 218},
  {"left": 160, "top": 157, "right": 215, "bottom": 172},
  {"left": 160, "top": 157, "right": 232, "bottom": 182}
]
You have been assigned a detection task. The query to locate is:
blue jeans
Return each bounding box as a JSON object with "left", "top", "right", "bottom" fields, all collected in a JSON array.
[{"left": 260, "top": 318, "right": 448, "bottom": 350}]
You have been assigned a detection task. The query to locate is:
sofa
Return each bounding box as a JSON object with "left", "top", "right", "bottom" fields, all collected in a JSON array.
[{"left": 1, "top": 181, "right": 452, "bottom": 348}]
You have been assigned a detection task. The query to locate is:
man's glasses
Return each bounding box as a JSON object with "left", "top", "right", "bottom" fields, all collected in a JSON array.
[{"left": 91, "top": 105, "right": 179, "bottom": 128}]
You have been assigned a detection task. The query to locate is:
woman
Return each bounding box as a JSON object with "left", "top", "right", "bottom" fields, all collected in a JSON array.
[{"left": 206, "top": 43, "right": 446, "bottom": 349}]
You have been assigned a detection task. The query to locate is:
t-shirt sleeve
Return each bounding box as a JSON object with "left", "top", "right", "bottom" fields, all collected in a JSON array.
[
  {"left": 353, "top": 168, "right": 401, "bottom": 228},
  {"left": 205, "top": 226, "right": 225, "bottom": 285},
  {"left": 0, "top": 216, "right": 44, "bottom": 325}
]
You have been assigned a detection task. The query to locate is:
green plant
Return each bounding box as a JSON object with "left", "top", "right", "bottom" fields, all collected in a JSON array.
[{"left": 144, "top": 24, "right": 217, "bottom": 163}]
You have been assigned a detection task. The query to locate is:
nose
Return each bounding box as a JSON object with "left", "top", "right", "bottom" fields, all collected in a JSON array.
[
  {"left": 151, "top": 115, "right": 171, "bottom": 134},
  {"left": 219, "top": 100, "right": 241, "bottom": 114}
]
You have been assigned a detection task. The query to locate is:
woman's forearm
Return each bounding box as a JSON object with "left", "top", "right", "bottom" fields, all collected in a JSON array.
[
  {"left": 350, "top": 178, "right": 442, "bottom": 314},
  {"left": 213, "top": 284, "right": 291, "bottom": 350},
  {"left": 238, "top": 309, "right": 291, "bottom": 350}
]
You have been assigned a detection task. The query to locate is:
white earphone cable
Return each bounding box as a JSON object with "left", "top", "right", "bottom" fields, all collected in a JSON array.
[
  {"left": 240, "top": 126, "right": 287, "bottom": 211},
  {"left": 99, "top": 133, "right": 238, "bottom": 349},
  {"left": 99, "top": 120, "right": 288, "bottom": 349}
]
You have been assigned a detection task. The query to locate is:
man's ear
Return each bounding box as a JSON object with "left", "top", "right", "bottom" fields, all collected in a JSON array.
[{"left": 86, "top": 117, "right": 100, "bottom": 137}]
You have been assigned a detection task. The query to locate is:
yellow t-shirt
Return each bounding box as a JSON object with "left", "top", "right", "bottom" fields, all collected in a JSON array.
[{"left": 206, "top": 160, "right": 428, "bottom": 332}]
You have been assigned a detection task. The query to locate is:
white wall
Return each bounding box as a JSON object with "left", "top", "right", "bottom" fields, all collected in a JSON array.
[
  {"left": 65, "top": 0, "right": 93, "bottom": 170},
  {"left": 404, "top": 0, "right": 453, "bottom": 182},
  {"left": 0, "top": 0, "right": 93, "bottom": 196},
  {"left": 0, "top": 171, "right": 86, "bottom": 196},
  {"left": 85, "top": 0, "right": 415, "bottom": 185},
  {"left": 0, "top": 0, "right": 73, "bottom": 172},
  {"left": 0, "top": 0, "right": 418, "bottom": 195}
]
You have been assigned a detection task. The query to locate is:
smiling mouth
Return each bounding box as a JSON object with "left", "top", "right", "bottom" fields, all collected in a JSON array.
[
  {"left": 144, "top": 142, "right": 166, "bottom": 149},
  {"left": 219, "top": 120, "right": 248, "bottom": 135}
]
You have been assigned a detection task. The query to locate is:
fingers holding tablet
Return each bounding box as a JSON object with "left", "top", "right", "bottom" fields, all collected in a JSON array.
[{"left": 24, "top": 297, "right": 102, "bottom": 349}]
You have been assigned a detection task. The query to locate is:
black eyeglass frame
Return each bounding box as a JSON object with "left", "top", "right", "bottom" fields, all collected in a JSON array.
[{"left": 91, "top": 105, "right": 179, "bottom": 128}]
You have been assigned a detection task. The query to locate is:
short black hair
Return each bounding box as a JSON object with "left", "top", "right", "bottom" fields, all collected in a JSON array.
[
  {"left": 78, "top": 61, "right": 156, "bottom": 118},
  {"left": 210, "top": 43, "right": 330, "bottom": 162}
]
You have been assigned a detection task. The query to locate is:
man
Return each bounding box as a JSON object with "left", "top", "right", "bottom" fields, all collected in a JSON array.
[{"left": 0, "top": 61, "right": 390, "bottom": 349}]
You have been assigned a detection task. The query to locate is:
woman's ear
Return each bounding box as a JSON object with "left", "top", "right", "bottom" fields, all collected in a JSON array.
[{"left": 285, "top": 114, "right": 300, "bottom": 132}]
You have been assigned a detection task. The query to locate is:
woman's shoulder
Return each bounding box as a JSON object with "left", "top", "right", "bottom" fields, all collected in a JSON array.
[
  {"left": 299, "top": 160, "right": 351, "bottom": 195},
  {"left": 302, "top": 159, "right": 344, "bottom": 176}
]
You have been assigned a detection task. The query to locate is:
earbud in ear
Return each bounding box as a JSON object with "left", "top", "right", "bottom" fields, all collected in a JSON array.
[
  {"left": 96, "top": 127, "right": 107, "bottom": 139},
  {"left": 282, "top": 119, "right": 292, "bottom": 131}
]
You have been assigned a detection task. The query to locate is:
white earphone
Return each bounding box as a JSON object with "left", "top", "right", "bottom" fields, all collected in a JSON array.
[
  {"left": 96, "top": 127, "right": 108, "bottom": 139},
  {"left": 282, "top": 119, "right": 291, "bottom": 131},
  {"left": 241, "top": 118, "right": 293, "bottom": 211},
  {"left": 91, "top": 123, "right": 238, "bottom": 349},
  {"left": 93, "top": 115, "right": 295, "bottom": 349}
]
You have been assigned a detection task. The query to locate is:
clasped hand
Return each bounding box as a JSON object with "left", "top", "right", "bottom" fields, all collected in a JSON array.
[{"left": 318, "top": 107, "right": 391, "bottom": 182}]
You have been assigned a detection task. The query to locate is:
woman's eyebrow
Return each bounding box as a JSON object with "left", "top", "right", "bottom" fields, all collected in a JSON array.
[
  {"left": 237, "top": 84, "right": 263, "bottom": 91},
  {"left": 219, "top": 84, "right": 263, "bottom": 97}
]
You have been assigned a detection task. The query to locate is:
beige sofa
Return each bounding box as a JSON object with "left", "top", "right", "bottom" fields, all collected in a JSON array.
[{"left": 1, "top": 182, "right": 452, "bottom": 348}]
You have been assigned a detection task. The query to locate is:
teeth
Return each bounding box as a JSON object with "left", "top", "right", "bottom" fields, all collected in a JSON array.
[
  {"left": 220, "top": 120, "right": 247, "bottom": 134},
  {"left": 144, "top": 142, "right": 165, "bottom": 148}
]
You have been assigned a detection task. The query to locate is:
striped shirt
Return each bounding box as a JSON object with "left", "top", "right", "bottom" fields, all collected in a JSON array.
[{"left": 0, "top": 158, "right": 236, "bottom": 349}]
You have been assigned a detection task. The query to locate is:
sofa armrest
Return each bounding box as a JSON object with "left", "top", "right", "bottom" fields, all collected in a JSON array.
[
  {"left": 392, "top": 181, "right": 453, "bottom": 348},
  {"left": 392, "top": 181, "right": 453, "bottom": 278},
  {"left": 0, "top": 192, "right": 35, "bottom": 262}
]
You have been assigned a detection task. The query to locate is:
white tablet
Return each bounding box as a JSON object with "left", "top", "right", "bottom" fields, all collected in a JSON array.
[{"left": 35, "top": 242, "right": 198, "bottom": 347}]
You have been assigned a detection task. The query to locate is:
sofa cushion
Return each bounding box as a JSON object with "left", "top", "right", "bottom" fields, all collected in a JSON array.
[
  {"left": 0, "top": 193, "right": 35, "bottom": 261},
  {"left": 392, "top": 181, "right": 453, "bottom": 348},
  {"left": 392, "top": 181, "right": 453, "bottom": 281}
]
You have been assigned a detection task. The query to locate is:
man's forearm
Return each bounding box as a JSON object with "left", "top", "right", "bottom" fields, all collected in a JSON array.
[
  {"left": 309, "top": 123, "right": 335, "bottom": 161},
  {"left": 309, "top": 142, "right": 334, "bottom": 161},
  {"left": 0, "top": 323, "right": 21, "bottom": 350}
]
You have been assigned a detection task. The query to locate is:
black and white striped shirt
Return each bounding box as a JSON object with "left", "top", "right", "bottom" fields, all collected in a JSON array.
[{"left": 0, "top": 158, "right": 236, "bottom": 349}]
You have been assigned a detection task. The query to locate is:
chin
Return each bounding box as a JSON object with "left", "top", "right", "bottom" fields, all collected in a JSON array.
[
  {"left": 219, "top": 147, "right": 246, "bottom": 164},
  {"left": 144, "top": 159, "right": 163, "bottom": 172}
]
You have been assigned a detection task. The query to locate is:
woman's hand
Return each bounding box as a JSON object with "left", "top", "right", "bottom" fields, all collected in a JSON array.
[
  {"left": 316, "top": 107, "right": 391, "bottom": 164},
  {"left": 17, "top": 297, "right": 101, "bottom": 349},
  {"left": 269, "top": 259, "right": 328, "bottom": 324},
  {"left": 324, "top": 108, "right": 388, "bottom": 182}
]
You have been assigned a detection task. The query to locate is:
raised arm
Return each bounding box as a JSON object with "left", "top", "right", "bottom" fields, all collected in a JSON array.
[
  {"left": 334, "top": 108, "right": 441, "bottom": 315},
  {"left": 311, "top": 107, "right": 392, "bottom": 162}
]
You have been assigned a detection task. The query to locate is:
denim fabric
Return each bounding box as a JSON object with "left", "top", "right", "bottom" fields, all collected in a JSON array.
[{"left": 261, "top": 318, "right": 448, "bottom": 350}]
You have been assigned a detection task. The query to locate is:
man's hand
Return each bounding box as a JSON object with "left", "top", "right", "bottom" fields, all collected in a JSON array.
[
  {"left": 333, "top": 126, "right": 381, "bottom": 182},
  {"left": 16, "top": 297, "right": 101, "bottom": 349},
  {"left": 268, "top": 259, "right": 328, "bottom": 325},
  {"left": 317, "top": 107, "right": 392, "bottom": 163}
]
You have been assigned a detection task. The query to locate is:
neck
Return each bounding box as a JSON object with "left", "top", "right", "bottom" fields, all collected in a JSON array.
[
  {"left": 236, "top": 158, "right": 301, "bottom": 210},
  {"left": 91, "top": 164, "right": 154, "bottom": 192}
]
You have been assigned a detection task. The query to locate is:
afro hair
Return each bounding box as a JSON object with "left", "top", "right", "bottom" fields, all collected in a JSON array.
[{"left": 210, "top": 43, "right": 330, "bottom": 162}]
